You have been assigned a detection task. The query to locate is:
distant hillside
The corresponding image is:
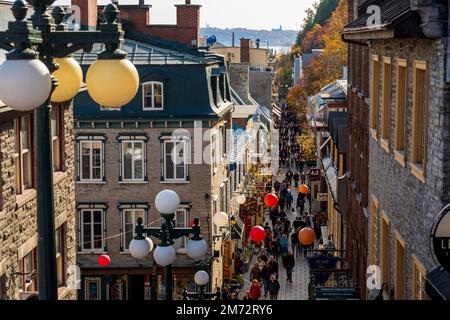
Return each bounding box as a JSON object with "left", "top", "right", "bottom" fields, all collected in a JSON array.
[{"left": 200, "top": 27, "right": 297, "bottom": 47}]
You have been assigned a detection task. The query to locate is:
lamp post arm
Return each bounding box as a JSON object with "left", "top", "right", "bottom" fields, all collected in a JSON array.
[
  {"left": 141, "top": 227, "right": 164, "bottom": 239},
  {"left": 171, "top": 227, "right": 194, "bottom": 240}
]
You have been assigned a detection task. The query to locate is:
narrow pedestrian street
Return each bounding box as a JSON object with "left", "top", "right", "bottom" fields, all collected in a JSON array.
[{"left": 239, "top": 161, "right": 314, "bottom": 300}]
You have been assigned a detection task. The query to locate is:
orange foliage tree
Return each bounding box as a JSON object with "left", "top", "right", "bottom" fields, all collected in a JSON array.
[{"left": 287, "top": 0, "right": 348, "bottom": 131}]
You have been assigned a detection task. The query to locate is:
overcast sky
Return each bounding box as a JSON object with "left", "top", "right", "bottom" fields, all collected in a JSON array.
[{"left": 48, "top": 0, "right": 317, "bottom": 30}]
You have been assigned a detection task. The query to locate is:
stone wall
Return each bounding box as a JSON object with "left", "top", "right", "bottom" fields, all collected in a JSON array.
[
  {"left": 368, "top": 38, "right": 450, "bottom": 299},
  {"left": 0, "top": 102, "right": 76, "bottom": 300}
]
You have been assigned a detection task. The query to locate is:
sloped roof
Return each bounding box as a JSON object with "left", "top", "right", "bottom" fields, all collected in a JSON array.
[
  {"left": 344, "top": 0, "right": 411, "bottom": 30},
  {"left": 73, "top": 38, "right": 213, "bottom": 66}
]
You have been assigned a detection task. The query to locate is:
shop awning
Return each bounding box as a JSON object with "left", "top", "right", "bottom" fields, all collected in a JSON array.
[
  {"left": 425, "top": 267, "right": 450, "bottom": 300},
  {"left": 272, "top": 104, "right": 281, "bottom": 118},
  {"left": 322, "top": 157, "right": 337, "bottom": 201},
  {"left": 230, "top": 213, "right": 245, "bottom": 240}
]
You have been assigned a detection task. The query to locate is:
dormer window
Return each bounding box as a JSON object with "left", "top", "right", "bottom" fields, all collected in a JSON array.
[{"left": 142, "top": 81, "right": 164, "bottom": 110}]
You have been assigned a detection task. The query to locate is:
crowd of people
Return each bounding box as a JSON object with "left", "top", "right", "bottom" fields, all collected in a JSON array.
[
  {"left": 278, "top": 111, "right": 305, "bottom": 171},
  {"left": 233, "top": 108, "right": 316, "bottom": 301}
]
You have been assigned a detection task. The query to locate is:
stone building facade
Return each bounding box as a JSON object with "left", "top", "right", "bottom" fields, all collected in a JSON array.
[
  {"left": 0, "top": 101, "right": 77, "bottom": 300},
  {"left": 342, "top": 0, "right": 370, "bottom": 299},
  {"left": 343, "top": 0, "right": 450, "bottom": 299}
]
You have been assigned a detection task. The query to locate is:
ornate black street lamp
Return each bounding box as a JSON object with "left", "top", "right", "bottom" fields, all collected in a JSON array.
[
  {"left": 129, "top": 190, "right": 208, "bottom": 301},
  {"left": 0, "top": 0, "right": 139, "bottom": 300},
  {"left": 182, "top": 271, "right": 221, "bottom": 300}
]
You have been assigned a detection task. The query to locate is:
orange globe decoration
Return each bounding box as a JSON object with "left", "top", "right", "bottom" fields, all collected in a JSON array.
[
  {"left": 264, "top": 193, "right": 279, "bottom": 208},
  {"left": 298, "top": 227, "right": 315, "bottom": 246},
  {"left": 299, "top": 184, "right": 309, "bottom": 194}
]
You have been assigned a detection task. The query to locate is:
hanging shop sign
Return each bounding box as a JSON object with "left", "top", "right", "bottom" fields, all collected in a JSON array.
[
  {"left": 315, "top": 287, "right": 360, "bottom": 300},
  {"left": 431, "top": 204, "right": 450, "bottom": 272},
  {"left": 317, "top": 193, "right": 328, "bottom": 202}
]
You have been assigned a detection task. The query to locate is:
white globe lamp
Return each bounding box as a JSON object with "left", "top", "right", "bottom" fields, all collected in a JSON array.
[
  {"left": 155, "top": 190, "right": 180, "bottom": 215},
  {"left": 213, "top": 211, "right": 228, "bottom": 227},
  {"left": 153, "top": 245, "right": 176, "bottom": 266},
  {"left": 187, "top": 239, "right": 208, "bottom": 260},
  {"left": 194, "top": 270, "right": 210, "bottom": 286},
  {"left": 129, "top": 237, "right": 154, "bottom": 259},
  {"left": 236, "top": 194, "right": 246, "bottom": 205},
  {"left": 0, "top": 59, "right": 52, "bottom": 111}
]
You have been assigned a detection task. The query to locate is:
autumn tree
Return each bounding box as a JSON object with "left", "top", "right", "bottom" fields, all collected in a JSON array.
[
  {"left": 298, "top": 134, "right": 316, "bottom": 162},
  {"left": 287, "top": 0, "right": 348, "bottom": 129}
]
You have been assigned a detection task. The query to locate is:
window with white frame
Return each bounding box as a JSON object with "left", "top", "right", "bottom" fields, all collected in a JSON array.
[
  {"left": 56, "top": 224, "right": 66, "bottom": 287},
  {"left": 51, "top": 106, "right": 63, "bottom": 172},
  {"left": 162, "top": 139, "right": 189, "bottom": 181},
  {"left": 211, "top": 133, "right": 218, "bottom": 174},
  {"left": 122, "top": 209, "right": 145, "bottom": 251},
  {"left": 19, "top": 249, "right": 37, "bottom": 292},
  {"left": 142, "top": 81, "right": 164, "bottom": 110},
  {"left": 121, "top": 141, "right": 145, "bottom": 181},
  {"left": 80, "top": 209, "right": 104, "bottom": 252},
  {"left": 14, "top": 115, "right": 34, "bottom": 194},
  {"left": 78, "top": 139, "right": 104, "bottom": 182},
  {"left": 175, "top": 207, "right": 190, "bottom": 251}
]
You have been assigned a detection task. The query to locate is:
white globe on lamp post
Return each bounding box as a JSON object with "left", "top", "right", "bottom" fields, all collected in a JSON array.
[
  {"left": 194, "top": 270, "right": 209, "bottom": 286},
  {"left": 153, "top": 245, "right": 176, "bottom": 267},
  {"left": 236, "top": 194, "right": 246, "bottom": 205},
  {"left": 155, "top": 190, "right": 180, "bottom": 215},
  {"left": 186, "top": 238, "right": 208, "bottom": 260},
  {"left": 213, "top": 211, "right": 228, "bottom": 227},
  {"left": 0, "top": 59, "right": 52, "bottom": 111},
  {"left": 129, "top": 237, "right": 154, "bottom": 259}
]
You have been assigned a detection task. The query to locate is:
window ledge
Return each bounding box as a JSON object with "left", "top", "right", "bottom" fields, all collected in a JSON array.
[
  {"left": 53, "top": 171, "right": 67, "bottom": 185},
  {"left": 76, "top": 181, "right": 107, "bottom": 185},
  {"left": 160, "top": 180, "right": 191, "bottom": 184},
  {"left": 410, "top": 163, "right": 426, "bottom": 183},
  {"left": 394, "top": 150, "right": 406, "bottom": 167},
  {"left": 380, "top": 138, "right": 390, "bottom": 153},
  {"left": 143, "top": 108, "right": 164, "bottom": 111},
  {"left": 370, "top": 129, "right": 378, "bottom": 142},
  {"left": 118, "top": 181, "right": 148, "bottom": 185},
  {"left": 16, "top": 189, "right": 36, "bottom": 208},
  {"left": 77, "top": 251, "right": 107, "bottom": 255}
]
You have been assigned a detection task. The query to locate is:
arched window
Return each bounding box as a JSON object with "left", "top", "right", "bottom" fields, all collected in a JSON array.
[{"left": 142, "top": 81, "right": 164, "bottom": 110}]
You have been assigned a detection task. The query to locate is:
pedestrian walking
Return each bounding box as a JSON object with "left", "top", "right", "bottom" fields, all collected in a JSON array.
[
  {"left": 293, "top": 172, "right": 300, "bottom": 188},
  {"left": 260, "top": 263, "right": 270, "bottom": 298},
  {"left": 267, "top": 255, "right": 279, "bottom": 279},
  {"left": 268, "top": 275, "right": 281, "bottom": 300},
  {"left": 249, "top": 279, "right": 262, "bottom": 300},
  {"left": 291, "top": 231, "right": 300, "bottom": 258},
  {"left": 279, "top": 233, "right": 289, "bottom": 257},
  {"left": 250, "top": 263, "right": 261, "bottom": 281},
  {"left": 282, "top": 251, "right": 295, "bottom": 283}
]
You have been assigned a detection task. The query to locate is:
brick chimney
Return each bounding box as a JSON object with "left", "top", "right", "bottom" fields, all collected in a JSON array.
[
  {"left": 72, "top": 0, "right": 97, "bottom": 30},
  {"left": 240, "top": 38, "right": 250, "bottom": 64},
  {"left": 175, "top": 0, "right": 201, "bottom": 47},
  {"left": 229, "top": 63, "right": 250, "bottom": 101}
]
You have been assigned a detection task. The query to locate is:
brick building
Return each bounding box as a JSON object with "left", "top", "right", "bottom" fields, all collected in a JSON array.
[
  {"left": 343, "top": 0, "right": 450, "bottom": 300},
  {"left": 0, "top": 1, "right": 77, "bottom": 300},
  {"left": 341, "top": 0, "right": 370, "bottom": 299},
  {"left": 72, "top": 0, "right": 201, "bottom": 49}
]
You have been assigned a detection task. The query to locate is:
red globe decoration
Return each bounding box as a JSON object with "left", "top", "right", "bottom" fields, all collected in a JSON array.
[
  {"left": 298, "top": 227, "right": 316, "bottom": 246},
  {"left": 98, "top": 254, "right": 111, "bottom": 267},
  {"left": 299, "top": 184, "right": 309, "bottom": 194},
  {"left": 249, "top": 226, "right": 266, "bottom": 242},
  {"left": 264, "top": 193, "right": 279, "bottom": 208}
]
